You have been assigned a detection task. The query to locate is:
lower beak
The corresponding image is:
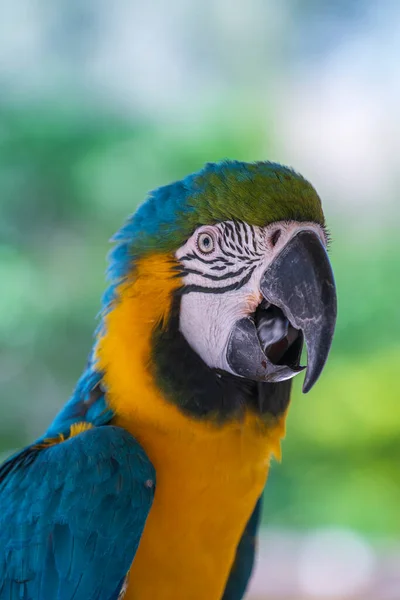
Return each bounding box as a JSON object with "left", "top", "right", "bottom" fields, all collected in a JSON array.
[{"left": 226, "top": 230, "right": 337, "bottom": 393}]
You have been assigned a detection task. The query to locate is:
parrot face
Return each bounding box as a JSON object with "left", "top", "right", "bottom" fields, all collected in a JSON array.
[
  {"left": 177, "top": 218, "right": 336, "bottom": 393},
  {"left": 102, "top": 160, "right": 337, "bottom": 418}
]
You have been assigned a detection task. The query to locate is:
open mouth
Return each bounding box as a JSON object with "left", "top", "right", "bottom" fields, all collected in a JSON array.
[
  {"left": 226, "top": 231, "right": 336, "bottom": 390},
  {"left": 254, "top": 300, "right": 304, "bottom": 370}
]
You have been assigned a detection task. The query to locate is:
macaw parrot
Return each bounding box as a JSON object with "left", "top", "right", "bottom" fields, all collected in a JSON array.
[{"left": 0, "top": 160, "right": 337, "bottom": 600}]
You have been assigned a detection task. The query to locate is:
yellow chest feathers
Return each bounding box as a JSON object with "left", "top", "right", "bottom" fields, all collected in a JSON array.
[{"left": 95, "top": 253, "right": 287, "bottom": 600}]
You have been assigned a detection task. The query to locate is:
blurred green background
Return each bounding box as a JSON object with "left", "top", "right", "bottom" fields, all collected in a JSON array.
[{"left": 1, "top": 1, "right": 400, "bottom": 598}]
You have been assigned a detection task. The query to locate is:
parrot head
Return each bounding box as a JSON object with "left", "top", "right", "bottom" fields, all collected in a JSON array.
[{"left": 99, "top": 160, "right": 337, "bottom": 421}]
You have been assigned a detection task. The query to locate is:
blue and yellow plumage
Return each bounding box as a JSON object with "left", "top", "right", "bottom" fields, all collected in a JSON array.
[{"left": 0, "top": 160, "right": 337, "bottom": 599}]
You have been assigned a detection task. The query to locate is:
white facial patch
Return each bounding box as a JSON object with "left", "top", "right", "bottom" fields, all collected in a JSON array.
[{"left": 176, "top": 220, "right": 326, "bottom": 373}]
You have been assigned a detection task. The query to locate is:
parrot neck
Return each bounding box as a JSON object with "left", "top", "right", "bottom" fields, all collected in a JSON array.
[{"left": 94, "top": 252, "right": 289, "bottom": 599}]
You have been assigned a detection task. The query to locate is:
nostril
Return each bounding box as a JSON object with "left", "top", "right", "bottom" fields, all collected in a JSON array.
[{"left": 270, "top": 229, "right": 282, "bottom": 247}]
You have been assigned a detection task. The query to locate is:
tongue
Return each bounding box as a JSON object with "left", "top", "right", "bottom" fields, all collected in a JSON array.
[
  {"left": 256, "top": 305, "right": 289, "bottom": 353},
  {"left": 255, "top": 305, "right": 301, "bottom": 364}
]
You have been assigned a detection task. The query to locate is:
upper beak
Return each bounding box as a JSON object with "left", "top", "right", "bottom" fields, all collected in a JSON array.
[{"left": 226, "top": 230, "right": 337, "bottom": 393}]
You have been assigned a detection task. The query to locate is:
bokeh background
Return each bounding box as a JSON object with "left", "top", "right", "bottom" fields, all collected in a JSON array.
[{"left": 1, "top": 1, "right": 400, "bottom": 598}]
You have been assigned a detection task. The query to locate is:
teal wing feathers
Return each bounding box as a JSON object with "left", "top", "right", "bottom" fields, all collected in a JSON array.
[
  {"left": 0, "top": 426, "right": 155, "bottom": 600},
  {"left": 222, "top": 495, "right": 263, "bottom": 600}
]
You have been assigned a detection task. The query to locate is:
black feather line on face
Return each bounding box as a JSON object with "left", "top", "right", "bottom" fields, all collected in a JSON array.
[
  {"left": 179, "top": 252, "right": 232, "bottom": 265},
  {"left": 243, "top": 223, "right": 249, "bottom": 246},
  {"left": 150, "top": 294, "right": 292, "bottom": 422},
  {"left": 178, "top": 265, "right": 257, "bottom": 295},
  {"left": 250, "top": 224, "right": 258, "bottom": 252},
  {"left": 179, "top": 264, "right": 249, "bottom": 282}
]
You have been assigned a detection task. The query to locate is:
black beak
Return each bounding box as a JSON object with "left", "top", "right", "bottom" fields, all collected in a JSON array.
[{"left": 226, "top": 230, "right": 337, "bottom": 393}]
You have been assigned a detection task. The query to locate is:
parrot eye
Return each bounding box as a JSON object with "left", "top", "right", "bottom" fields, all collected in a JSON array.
[{"left": 197, "top": 232, "right": 215, "bottom": 254}]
